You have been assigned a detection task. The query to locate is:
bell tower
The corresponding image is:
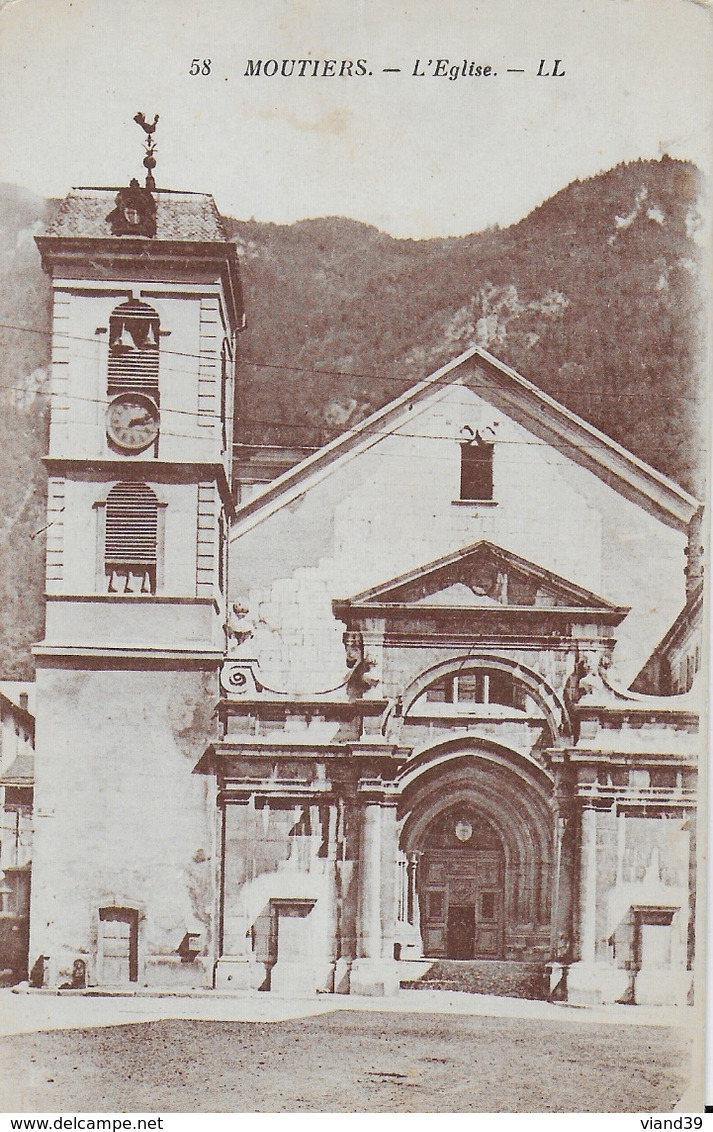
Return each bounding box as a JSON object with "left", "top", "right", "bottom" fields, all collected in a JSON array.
[{"left": 29, "top": 119, "right": 245, "bottom": 988}]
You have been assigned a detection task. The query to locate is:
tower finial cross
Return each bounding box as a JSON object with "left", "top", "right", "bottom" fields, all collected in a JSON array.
[{"left": 134, "top": 112, "right": 159, "bottom": 191}]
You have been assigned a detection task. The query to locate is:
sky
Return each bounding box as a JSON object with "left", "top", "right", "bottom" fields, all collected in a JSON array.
[{"left": 0, "top": 0, "right": 711, "bottom": 238}]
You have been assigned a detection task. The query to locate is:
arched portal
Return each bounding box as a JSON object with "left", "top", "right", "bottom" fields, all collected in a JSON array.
[
  {"left": 416, "top": 803, "right": 504, "bottom": 958},
  {"left": 399, "top": 744, "right": 556, "bottom": 963}
]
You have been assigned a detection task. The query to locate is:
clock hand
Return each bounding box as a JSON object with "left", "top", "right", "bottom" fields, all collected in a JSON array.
[{"left": 128, "top": 414, "right": 152, "bottom": 427}]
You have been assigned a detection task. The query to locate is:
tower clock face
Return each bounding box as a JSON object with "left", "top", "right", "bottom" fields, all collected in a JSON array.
[{"left": 106, "top": 393, "right": 160, "bottom": 452}]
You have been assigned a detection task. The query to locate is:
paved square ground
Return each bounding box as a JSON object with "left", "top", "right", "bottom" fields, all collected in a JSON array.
[{"left": 0, "top": 1010, "right": 692, "bottom": 1112}]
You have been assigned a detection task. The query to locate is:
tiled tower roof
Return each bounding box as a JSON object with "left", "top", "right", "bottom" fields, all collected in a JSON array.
[{"left": 47, "top": 187, "right": 230, "bottom": 242}]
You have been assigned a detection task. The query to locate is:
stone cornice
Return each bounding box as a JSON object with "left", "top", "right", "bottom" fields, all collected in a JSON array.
[
  {"left": 43, "top": 458, "right": 235, "bottom": 521},
  {"left": 45, "top": 593, "right": 221, "bottom": 610},
  {"left": 33, "top": 645, "right": 223, "bottom": 667},
  {"left": 548, "top": 748, "right": 698, "bottom": 767},
  {"left": 197, "top": 738, "right": 411, "bottom": 780},
  {"left": 218, "top": 697, "right": 388, "bottom": 716},
  {"left": 337, "top": 604, "right": 627, "bottom": 624},
  {"left": 375, "top": 633, "right": 618, "bottom": 651},
  {"left": 36, "top": 235, "right": 244, "bottom": 334},
  {"left": 206, "top": 738, "right": 409, "bottom": 758}
]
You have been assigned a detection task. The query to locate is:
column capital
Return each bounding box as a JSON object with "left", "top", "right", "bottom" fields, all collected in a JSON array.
[{"left": 357, "top": 779, "right": 400, "bottom": 805}]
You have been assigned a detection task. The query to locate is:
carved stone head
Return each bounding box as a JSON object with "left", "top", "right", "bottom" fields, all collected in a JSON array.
[
  {"left": 342, "top": 630, "right": 364, "bottom": 669},
  {"left": 106, "top": 178, "right": 157, "bottom": 237}
]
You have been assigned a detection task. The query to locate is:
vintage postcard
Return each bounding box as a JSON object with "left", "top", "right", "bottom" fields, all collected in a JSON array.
[{"left": 0, "top": 0, "right": 709, "bottom": 1118}]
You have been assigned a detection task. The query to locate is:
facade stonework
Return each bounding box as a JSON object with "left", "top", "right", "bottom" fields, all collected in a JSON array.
[{"left": 15, "top": 176, "right": 702, "bottom": 1006}]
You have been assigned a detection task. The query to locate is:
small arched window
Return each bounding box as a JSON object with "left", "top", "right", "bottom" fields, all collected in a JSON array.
[
  {"left": 108, "top": 300, "right": 160, "bottom": 394},
  {"left": 422, "top": 668, "right": 528, "bottom": 711},
  {"left": 105, "top": 482, "right": 158, "bottom": 594}
]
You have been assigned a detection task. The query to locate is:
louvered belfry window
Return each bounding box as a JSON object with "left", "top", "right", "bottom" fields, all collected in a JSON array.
[
  {"left": 105, "top": 482, "right": 158, "bottom": 594},
  {"left": 108, "top": 301, "right": 160, "bottom": 394}
]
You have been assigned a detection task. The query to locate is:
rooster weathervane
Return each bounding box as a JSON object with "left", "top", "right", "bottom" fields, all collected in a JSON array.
[{"left": 134, "top": 112, "right": 159, "bottom": 191}]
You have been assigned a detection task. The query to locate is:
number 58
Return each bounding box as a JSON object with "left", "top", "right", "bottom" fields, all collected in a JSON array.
[{"left": 189, "top": 59, "right": 212, "bottom": 75}]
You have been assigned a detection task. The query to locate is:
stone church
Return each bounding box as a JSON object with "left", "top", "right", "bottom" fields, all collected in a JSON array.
[{"left": 23, "top": 156, "right": 703, "bottom": 1005}]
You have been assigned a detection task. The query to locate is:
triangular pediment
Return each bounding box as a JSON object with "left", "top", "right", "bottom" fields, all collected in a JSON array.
[{"left": 335, "top": 541, "right": 626, "bottom": 616}]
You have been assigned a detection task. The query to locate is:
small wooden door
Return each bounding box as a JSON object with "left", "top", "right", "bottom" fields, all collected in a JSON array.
[
  {"left": 99, "top": 908, "right": 138, "bottom": 984},
  {"left": 447, "top": 904, "right": 476, "bottom": 958}
]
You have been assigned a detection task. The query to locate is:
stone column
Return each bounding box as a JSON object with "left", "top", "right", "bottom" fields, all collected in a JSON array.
[
  {"left": 396, "top": 854, "right": 408, "bottom": 924},
  {"left": 550, "top": 814, "right": 568, "bottom": 955},
  {"left": 398, "top": 850, "right": 423, "bottom": 959},
  {"left": 579, "top": 805, "right": 597, "bottom": 964},
  {"left": 359, "top": 803, "right": 382, "bottom": 960},
  {"left": 319, "top": 803, "right": 340, "bottom": 992},
  {"left": 407, "top": 854, "right": 419, "bottom": 926},
  {"left": 334, "top": 796, "right": 358, "bottom": 991},
  {"left": 379, "top": 802, "right": 399, "bottom": 963},
  {"left": 547, "top": 813, "right": 571, "bottom": 1000},
  {"left": 350, "top": 801, "right": 399, "bottom": 995}
]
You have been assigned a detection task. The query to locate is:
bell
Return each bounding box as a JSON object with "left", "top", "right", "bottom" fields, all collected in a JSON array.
[
  {"left": 145, "top": 324, "right": 157, "bottom": 348},
  {"left": 119, "top": 324, "right": 136, "bottom": 350},
  {"left": 125, "top": 571, "right": 141, "bottom": 594},
  {"left": 108, "top": 570, "right": 125, "bottom": 593}
]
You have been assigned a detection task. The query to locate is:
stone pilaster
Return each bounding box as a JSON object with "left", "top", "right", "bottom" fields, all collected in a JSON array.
[
  {"left": 578, "top": 804, "right": 597, "bottom": 964},
  {"left": 214, "top": 800, "right": 260, "bottom": 991}
]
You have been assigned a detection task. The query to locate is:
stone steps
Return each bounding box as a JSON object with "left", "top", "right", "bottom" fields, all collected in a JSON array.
[{"left": 400, "top": 959, "right": 549, "bottom": 1000}]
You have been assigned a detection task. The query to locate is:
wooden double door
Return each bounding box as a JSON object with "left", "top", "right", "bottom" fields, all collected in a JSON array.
[{"left": 420, "top": 849, "right": 503, "bottom": 959}]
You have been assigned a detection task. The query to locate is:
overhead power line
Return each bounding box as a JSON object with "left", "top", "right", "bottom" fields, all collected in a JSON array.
[{"left": 0, "top": 319, "right": 686, "bottom": 398}]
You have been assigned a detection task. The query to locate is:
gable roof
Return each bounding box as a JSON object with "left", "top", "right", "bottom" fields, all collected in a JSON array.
[
  {"left": 333, "top": 539, "right": 629, "bottom": 623},
  {"left": 631, "top": 579, "right": 704, "bottom": 693},
  {"left": 0, "top": 754, "right": 34, "bottom": 786},
  {"left": 232, "top": 346, "right": 700, "bottom": 537},
  {"left": 0, "top": 683, "right": 35, "bottom": 741}
]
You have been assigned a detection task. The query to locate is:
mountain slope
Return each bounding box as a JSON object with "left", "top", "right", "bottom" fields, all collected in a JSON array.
[
  {"left": 228, "top": 157, "right": 706, "bottom": 492},
  {"left": 0, "top": 157, "right": 706, "bottom": 676}
]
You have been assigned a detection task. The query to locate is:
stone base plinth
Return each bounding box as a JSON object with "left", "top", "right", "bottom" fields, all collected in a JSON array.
[
  {"left": 395, "top": 921, "right": 423, "bottom": 961},
  {"left": 349, "top": 958, "right": 400, "bottom": 997},
  {"left": 565, "top": 962, "right": 631, "bottom": 1004},
  {"left": 143, "top": 955, "right": 212, "bottom": 988},
  {"left": 270, "top": 961, "right": 318, "bottom": 997},
  {"left": 396, "top": 958, "right": 433, "bottom": 982},
  {"left": 635, "top": 968, "right": 692, "bottom": 1006},
  {"left": 214, "top": 957, "right": 260, "bottom": 992}
]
